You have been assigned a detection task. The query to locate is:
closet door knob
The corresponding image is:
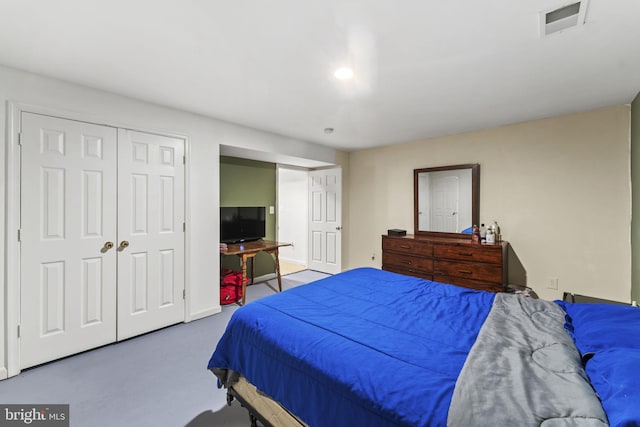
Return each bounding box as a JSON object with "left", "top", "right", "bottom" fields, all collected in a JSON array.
[
  {"left": 103, "top": 241, "right": 114, "bottom": 250},
  {"left": 119, "top": 240, "right": 130, "bottom": 250}
]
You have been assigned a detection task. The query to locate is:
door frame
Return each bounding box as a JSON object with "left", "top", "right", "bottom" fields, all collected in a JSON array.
[
  {"left": 275, "top": 165, "right": 309, "bottom": 267},
  {"left": 4, "top": 101, "right": 191, "bottom": 378}
]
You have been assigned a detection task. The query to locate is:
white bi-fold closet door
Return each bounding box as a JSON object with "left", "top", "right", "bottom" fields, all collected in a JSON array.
[{"left": 19, "top": 112, "right": 185, "bottom": 369}]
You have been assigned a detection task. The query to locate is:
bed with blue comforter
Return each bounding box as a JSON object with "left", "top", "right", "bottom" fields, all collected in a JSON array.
[{"left": 208, "top": 268, "right": 640, "bottom": 427}]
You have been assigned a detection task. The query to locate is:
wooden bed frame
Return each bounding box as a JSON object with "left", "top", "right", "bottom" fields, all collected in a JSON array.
[{"left": 226, "top": 376, "right": 306, "bottom": 427}]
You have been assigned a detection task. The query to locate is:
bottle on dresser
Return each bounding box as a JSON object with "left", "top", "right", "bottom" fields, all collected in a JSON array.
[
  {"left": 472, "top": 225, "right": 481, "bottom": 244},
  {"left": 486, "top": 228, "right": 495, "bottom": 244},
  {"left": 489, "top": 221, "right": 501, "bottom": 242}
]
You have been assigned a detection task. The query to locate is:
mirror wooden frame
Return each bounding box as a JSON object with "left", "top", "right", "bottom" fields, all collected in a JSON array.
[{"left": 413, "top": 163, "right": 480, "bottom": 239}]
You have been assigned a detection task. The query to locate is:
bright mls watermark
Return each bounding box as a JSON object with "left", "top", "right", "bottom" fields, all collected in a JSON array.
[{"left": 0, "top": 405, "right": 69, "bottom": 426}]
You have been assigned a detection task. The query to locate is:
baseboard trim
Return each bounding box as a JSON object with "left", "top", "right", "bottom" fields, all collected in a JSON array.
[
  {"left": 0, "top": 367, "right": 8, "bottom": 381},
  {"left": 187, "top": 306, "right": 222, "bottom": 322},
  {"left": 253, "top": 273, "right": 277, "bottom": 283},
  {"left": 279, "top": 257, "right": 306, "bottom": 266}
]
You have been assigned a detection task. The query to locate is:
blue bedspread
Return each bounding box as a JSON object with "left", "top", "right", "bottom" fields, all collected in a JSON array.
[{"left": 209, "top": 268, "right": 495, "bottom": 427}]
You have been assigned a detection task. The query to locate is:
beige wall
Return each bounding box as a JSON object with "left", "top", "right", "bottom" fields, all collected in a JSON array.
[
  {"left": 346, "top": 106, "right": 631, "bottom": 301},
  {"left": 631, "top": 92, "right": 640, "bottom": 304}
]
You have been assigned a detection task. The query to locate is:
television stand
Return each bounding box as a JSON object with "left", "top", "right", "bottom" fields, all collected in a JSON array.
[
  {"left": 224, "top": 237, "right": 262, "bottom": 244},
  {"left": 221, "top": 240, "right": 292, "bottom": 305}
]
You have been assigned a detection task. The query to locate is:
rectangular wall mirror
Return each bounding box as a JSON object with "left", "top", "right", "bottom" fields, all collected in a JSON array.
[{"left": 414, "top": 164, "right": 479, "bottom": 238}]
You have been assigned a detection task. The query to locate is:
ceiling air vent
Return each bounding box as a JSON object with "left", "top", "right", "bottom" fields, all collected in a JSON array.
[{"left": 541, "top": 1, "right": 588, "bottom": 36}]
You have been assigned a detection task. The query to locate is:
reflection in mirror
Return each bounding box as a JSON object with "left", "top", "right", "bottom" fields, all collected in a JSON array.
[{"left": 414, "top": 164, "right": 479, "bottom": 236}]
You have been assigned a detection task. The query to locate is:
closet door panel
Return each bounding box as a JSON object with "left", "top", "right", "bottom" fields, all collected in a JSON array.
[
  {"left": 117, "top": 129, "right": 185, "bottom": 340},
  {"left": 20, "top": 112, "right": 118, "bottom": 369}
]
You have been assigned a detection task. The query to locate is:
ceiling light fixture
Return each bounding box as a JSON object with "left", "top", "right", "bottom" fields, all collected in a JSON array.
[{"left": 334, "top": 67, "right": 354, "bottom": 80}]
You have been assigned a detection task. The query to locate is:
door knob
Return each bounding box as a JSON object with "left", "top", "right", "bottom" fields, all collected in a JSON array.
[
  {"left": 103, "top": 241, "right": 114, "bottom": 250},
  {"left": 119, "top": 240, "right": 130, "bottom": 250},
  {"left": 336, "top": 226, "right": 342, "bottom": 231}
]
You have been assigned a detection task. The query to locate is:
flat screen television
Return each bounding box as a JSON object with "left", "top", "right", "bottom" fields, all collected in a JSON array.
[{"left": 220, "top": 206, "right": 266, "bottom": 243}]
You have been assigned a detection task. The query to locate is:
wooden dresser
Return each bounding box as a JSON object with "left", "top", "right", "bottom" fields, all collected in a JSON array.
[{"left": 382, "top": 234, "right": 508, "bottom": 292}]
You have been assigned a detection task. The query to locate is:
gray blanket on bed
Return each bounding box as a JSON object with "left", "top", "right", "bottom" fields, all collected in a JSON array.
[{"left": 448, "top": 293, "right": 608, "bottom": 427}]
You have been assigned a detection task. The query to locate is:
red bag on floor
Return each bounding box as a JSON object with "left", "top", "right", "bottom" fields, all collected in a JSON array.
[{"left": 220, "top": 270, "right": 243, "bottom": 305}]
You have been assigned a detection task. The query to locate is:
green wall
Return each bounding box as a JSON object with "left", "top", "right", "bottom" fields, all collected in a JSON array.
[
  {"left": 632, "top": 92, "right": 640, "bottom": 304},
  {"left": 220, "top": 156, "right": 277, "bottom": 278}
]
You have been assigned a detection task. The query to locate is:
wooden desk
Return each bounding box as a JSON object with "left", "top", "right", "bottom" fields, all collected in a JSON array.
[{"left": 221, "top": 240, "right": 292, "bottom": 305}]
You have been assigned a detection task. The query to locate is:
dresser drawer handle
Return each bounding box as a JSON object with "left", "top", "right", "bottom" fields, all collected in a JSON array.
[
  {"left": 401, "top": 260, "right": 413, "bottom": 265},
  {"left": 458, "top": 252, "right": 473, "bottom": 256},
  {"left": 459, "top": 270, "right": 473, "bottom": 275},
  {"left": 400, "top": 245, "right": 411, "bottom": 249}
]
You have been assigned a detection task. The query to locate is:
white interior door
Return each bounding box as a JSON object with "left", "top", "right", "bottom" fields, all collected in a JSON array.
[
  {"left": 116, "top": 129, "right": 185, "bottom": 340},
  {"left": 19, "top": 113, "right": 186, "bottom": 369},
  {"left": 307, "top": 168, "right": 342, "bottom": 274},
  {"left": 430, "top": 175, "right": 459, "bottom": 233},
  {"left": 20, "top": 112, "right": 118, "bottom": 369}
]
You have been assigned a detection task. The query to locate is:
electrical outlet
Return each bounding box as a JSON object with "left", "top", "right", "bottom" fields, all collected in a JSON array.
[{"left": 546, "top": 277, "right": 558, "bottom": 290}]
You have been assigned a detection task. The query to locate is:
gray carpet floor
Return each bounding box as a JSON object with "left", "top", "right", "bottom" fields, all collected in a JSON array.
[{"left": 0, "top": 270, "right": 330, "bottom": 427}]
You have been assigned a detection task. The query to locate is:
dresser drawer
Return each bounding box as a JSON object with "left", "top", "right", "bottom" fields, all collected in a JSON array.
[
  {"left": 434, "top": 260, "right": 502, "bottom": 284},
  {"left": 382, "top": 237, "right": 433, "bottom": 256},
  {"left": 383, "top": 253, "right": 433, "bottom": 273},
  {"left": 383, "top": 265, "right": 433, "bottom": 281},
  {"left": 433, "top": 244, "right": 502, "bottom": 264},
  {"left": 433, "top": 275, "right": 504, "bottom": 292}
]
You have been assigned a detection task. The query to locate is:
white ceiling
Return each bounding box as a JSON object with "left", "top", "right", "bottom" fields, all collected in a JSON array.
[{"left": 1, "top": 0, "right": 639, "bottom": 152}]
